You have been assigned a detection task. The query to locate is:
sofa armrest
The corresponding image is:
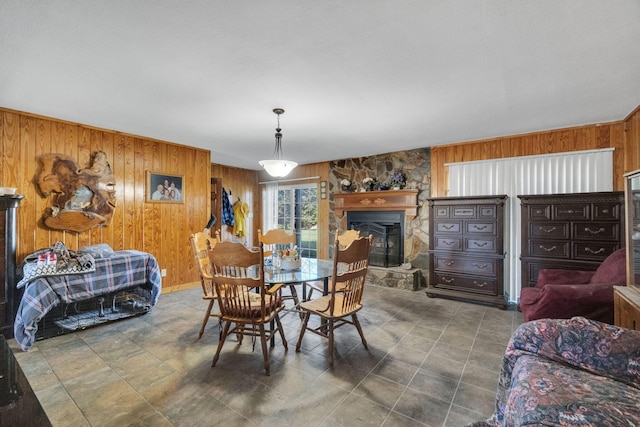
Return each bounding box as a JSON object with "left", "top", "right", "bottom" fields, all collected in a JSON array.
[
  {"left": 520, "top": 282, "right": 615, "bottom": 323},
  {"left": 535, "top": 268, "right": 594, "bottom": 288}
]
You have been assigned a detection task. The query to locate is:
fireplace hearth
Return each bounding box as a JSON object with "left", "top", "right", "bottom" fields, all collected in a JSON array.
[{"left": 347, "top": 210, "right": 404, "bottom": 267}]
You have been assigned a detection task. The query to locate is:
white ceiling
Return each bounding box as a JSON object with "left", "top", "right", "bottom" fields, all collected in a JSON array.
[{"left": 2, "top": 1, "right": 639, "bottom": 170}]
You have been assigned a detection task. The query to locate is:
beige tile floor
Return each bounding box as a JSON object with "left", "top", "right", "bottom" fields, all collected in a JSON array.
[{"left": 12, "top": 284, "right": 524, "bottom": 426}]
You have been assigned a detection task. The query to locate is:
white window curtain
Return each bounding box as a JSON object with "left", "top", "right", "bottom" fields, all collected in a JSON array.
[
  {"left": 447, "top": 148, "right": 614, "bottom": 302},
  {"left": 261, "top": 182, "right": 279, "bottom": 232}
]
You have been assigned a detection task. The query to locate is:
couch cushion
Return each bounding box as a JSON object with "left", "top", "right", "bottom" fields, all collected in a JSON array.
[
  {"left": 502, "top": 353, "right": 640, "bottom": 426},
  {"left": 589, "top": 248, "right": 627, "bottom": 284}
]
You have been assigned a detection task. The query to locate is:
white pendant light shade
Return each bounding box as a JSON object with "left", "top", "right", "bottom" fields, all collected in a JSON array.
[
  {"left": 259, "top": 108, "right": 298, "bottom": 177},
  {"left": 258, "top": 159, "right": 298, "bottom": 177}
]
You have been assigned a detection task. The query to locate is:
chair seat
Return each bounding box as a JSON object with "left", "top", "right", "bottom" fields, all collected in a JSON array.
[
  {"left": 299, "top": 294, "right": 362, "bottom": 319},
  {"left": 223, "top": 292, "right": 283, "bottom": 320}
]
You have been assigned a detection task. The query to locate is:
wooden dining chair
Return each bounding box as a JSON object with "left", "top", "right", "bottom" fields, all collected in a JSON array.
[
  {"left": 296, "top": 234, "right": 373, "bottom": 366},
  {"left": 258, "top": 228, "right": 302, "bottom": 309},
  {"left": 189, "top": 230, "right": 222, "bottom": 339},
  {"left": 306, "top": 228, "right": 362, "bottom": 299},
  {"left": 208, "top": 240, "right": 288, "bottom": 375},
  {"left": 337, "top": 229, "right": 361, "bottom": 248}
]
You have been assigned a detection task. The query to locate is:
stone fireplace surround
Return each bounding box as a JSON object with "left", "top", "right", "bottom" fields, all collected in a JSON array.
[
  {"left": 333, "top": 188, "right": 423, "bottom": 290},
  {"left": 329, "top": 149, "right": 431, "bottom": 290}
]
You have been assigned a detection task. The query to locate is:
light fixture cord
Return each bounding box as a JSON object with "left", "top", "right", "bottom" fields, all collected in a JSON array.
[{"left": 274, "top": 112, "right": 283, "bottom": 159}]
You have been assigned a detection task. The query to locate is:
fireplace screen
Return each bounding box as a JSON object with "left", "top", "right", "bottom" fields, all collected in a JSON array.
[{"left": 347, "top": 211, "right": 404, "bottom": 267}]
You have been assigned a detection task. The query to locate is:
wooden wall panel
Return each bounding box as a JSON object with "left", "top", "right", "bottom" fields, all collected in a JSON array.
[
  {"left": 0, "top": 108, "right": 210, "bottom": 293},
  {"left": 210, "top": 163, "right": 260, "bottom": 247},
  {"left": 625, "top": 106, "right": 640, "bottom": 172},
  {"left": 430, "top": 120, "right": 636, "bottom": 197}
]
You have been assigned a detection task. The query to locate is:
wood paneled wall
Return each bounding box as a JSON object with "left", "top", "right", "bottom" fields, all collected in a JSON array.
[
  {"left": 0, "top": 108, "right": 211, "bottom": 293},
  {"left": 210, "top": 164, "right": 260, "bottom": 246},
  {"left": 625, "top": 105, "right": 640, "bottom": 172},
  {"left": 430, "top": 120, "right": 638, "bottom": 197}
]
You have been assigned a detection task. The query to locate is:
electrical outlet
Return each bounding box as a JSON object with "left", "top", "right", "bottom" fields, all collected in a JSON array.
[{"left": 161, "top": 269, "right": 167, "bottom": 277}]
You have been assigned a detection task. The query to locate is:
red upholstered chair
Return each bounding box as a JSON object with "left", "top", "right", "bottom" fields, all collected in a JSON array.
[{"left": 519, "top": 248, "right": 627, "bottom": 324}]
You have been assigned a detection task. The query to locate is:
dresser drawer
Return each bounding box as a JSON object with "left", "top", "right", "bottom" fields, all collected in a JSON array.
[
  {"left": 521, "top": 259, "right": 599, "bottom": 288},
  {"left": 573, "top": 222, "right": 620, "bottom": 241},
  {"left": 434, "top": 236, "right": 462, "bottom": 251},
  {"left": 433, "top": 272, "right": 498, "bottom": 295},
  {"left": 529, "top": 240, "right": 570, "bottom": 258},
  {"left": 465, "top": 237, "right": 497, "bottom": 252},
  {"left": 451, "top": 206, "right": 476, "bottom": 218},
  {"left": 529, "top": 222, "right": 569, "bottom": 239},
  {"left": 433, "top": 255, "right": 497, "bottom": 276},
  {"left": 465, "top": 221, "right": 496, "bottom": 235},
  {"left": 434, "top": 206, "right": 450, "bottom": 218},
  {"left": 478, "top": 205, "right": 497, "bottom": 218},
  {"left": 434, "top": 220, "right": 462, "bottom": 234},
  {"left": 593, "top": 202, "right": 621, "bottom": 220},
  {"left": 573, "top": 242, "right": 621, "bottom": 261},
  {"left": 527, "top": 205, "right": 551, "bottom": 220},
  {"left": 553, "top": 203, "right": 589, "bottom": 220}
]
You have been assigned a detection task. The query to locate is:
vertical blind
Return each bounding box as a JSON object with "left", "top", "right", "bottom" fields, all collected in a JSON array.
[{"left": 447, "top": 148, "right": 614, "bottom": 302}]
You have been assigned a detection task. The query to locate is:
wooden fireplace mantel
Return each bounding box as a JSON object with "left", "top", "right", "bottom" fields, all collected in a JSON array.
[{"left": 334, "top": 189, "right": 419, "bottom": 218}]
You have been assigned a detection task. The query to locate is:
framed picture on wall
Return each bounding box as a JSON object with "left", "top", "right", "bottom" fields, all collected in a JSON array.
[{"left": 146, "top": 171, "right": 184, "bottom": 203}]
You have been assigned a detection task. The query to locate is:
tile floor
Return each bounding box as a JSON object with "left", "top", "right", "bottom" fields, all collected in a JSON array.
[{"left": 12, "top": 284, "right": 524, "bottom": 426}]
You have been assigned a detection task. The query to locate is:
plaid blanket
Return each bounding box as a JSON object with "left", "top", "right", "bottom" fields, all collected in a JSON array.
[{"left": 14, "top": 250, "right": 162, "bottom": 351}]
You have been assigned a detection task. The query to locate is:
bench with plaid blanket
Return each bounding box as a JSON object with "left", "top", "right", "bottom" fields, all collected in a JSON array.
[{"left": 14, "top": 250, "right": 162, "bottom": 351}]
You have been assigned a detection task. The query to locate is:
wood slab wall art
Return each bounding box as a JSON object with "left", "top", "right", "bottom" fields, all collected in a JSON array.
[{"left": 35, "top": 151, "right": 117, "bottom": 233}]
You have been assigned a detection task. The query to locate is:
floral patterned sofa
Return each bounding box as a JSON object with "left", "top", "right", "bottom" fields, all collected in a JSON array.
[{"left": 468, "top": 317, "right": 640, "bottom": 426}]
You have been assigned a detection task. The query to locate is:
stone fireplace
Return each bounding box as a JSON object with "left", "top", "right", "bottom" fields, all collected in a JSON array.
[{"left": 333, "top": 189, "right": 425, "bottom": 289}]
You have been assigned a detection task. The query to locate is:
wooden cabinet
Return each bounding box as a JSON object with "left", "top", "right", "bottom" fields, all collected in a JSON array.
[
  {"left": 614, "top": 169, "right": 640, "bottom": 330},
  {"left": 518, "top": 192, "right": 625, "bottom": 290},
  {"left": 614, "top": 286, "right": 640, "bottom": 330},
  {"left": 0, "top": 195, "right": 23, "bottom": 338},
  {"left": 427, "top": 195, "right": 508, "bottom": 309}
]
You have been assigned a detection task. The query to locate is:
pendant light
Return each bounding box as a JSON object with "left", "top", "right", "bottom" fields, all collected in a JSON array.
[{"left": 259, "top": 108, "right": 298, "bottom": 177}]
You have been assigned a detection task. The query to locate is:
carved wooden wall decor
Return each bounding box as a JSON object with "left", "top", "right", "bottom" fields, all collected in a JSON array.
[{"left": 35, "top": 151, "right": 116, "bottom": 233}]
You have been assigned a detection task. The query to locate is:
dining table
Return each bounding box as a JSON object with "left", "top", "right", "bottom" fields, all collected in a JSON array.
[
  {"left": 262, "top": 257, "right": 334, "bottom": 346},
  {"left": 263, "top": 257, "right": 334, "bottom": 300}
]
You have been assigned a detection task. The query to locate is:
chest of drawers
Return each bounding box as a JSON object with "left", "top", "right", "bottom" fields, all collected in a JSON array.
[
  {"left": 518, "top": 192, "right": 625, "bottom": 290},
  {"left": 427, "top": 195, "right": 508, "bottom": 309},
  {"left": 1, "top": 195, "right": 22, "bottom": 338}
]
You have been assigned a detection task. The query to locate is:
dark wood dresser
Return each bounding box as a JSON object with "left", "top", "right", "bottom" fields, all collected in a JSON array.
[
  {"left": 0, "top": 335, "right": 52, "bottom": 426},
  {"left": 427, "top": 195, "right": 508, "bottom": 309},
  {"left": 518, "top": 192, "right": 625, "bottom": 290},
  {"left": 1, "top": 195, "right": 23, "bottom": 338}
]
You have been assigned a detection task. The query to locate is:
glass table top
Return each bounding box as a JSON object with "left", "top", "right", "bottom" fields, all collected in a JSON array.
[{"left": 264, "top": 258, "right": 333, "bottom": 284}]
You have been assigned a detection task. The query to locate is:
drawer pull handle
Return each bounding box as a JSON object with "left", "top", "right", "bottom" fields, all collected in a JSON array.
[
  {"left": 442, "top": 224, "right": 455, "bottom": 230},
  {"left": 473, "top": 281, "right": 487, "bottom": 287},
  {"left": 443, "top": 260, "right": 455, "bottom": 266},
  {"left": 442, "top": 278, "right": 455, "bottom": 284},
  {"left": 539, "top": 245, "right": 557, "bottom": 252},
  {"left": 540, "top": 226, "right": 556, "bottom": 233},
  {"left": 585, "top": 247, "right": 605, "bottom": 255},
  {"left": 584, "top": 227, "right": 605, "bottom": 235},
  {"left": 602, "top": 209, "right": 610, "bottom": 214},
  {"left": 472, "top": 225, "right": 488, "bottom": 231},
  {"left": 473, "top": 263, "right": 487, "bottom": 270},
  {"left": 459, "top": 209, "right": 473, "bottom": 215},
  {"left": 442, "top": 240, "right": 456, "bottom": 246},
  {"left": 473, "top": 242, "right": 488, "bottom": 247}
]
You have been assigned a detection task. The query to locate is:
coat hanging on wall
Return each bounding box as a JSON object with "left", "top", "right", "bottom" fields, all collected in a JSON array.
[{"left": 35, "top": 151, "right": 117, "bottom": 233}]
